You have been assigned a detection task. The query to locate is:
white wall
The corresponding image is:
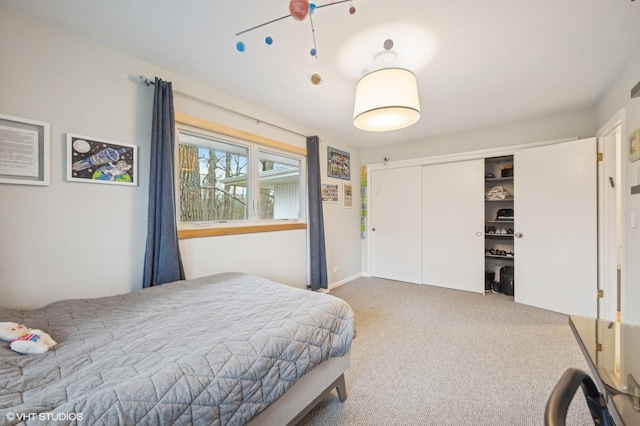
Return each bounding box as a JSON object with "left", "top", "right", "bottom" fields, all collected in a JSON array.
[
  {"left": 596, "top": 46, "right": 640, "bottom": 325},
  {"left": 0, "top": 6, "right": 362, "bottom": 308},
  {"left": 361, "top": 108, "right": 595, "bottom": 165},
  {"left": 318, "top": 160, "right": 363, "bottom": 287}
]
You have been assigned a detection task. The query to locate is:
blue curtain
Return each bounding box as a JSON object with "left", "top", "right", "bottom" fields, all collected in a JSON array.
[
  {"left": 307, "top": 136, "right": 328, "bottom": 290},
  {"left": 143, "top": 78, "right": 185, "bottom": 288}
]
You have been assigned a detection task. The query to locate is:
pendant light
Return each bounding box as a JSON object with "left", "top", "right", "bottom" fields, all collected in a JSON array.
[
  {"left": 353, "top": 39, "right": 420, "bottom": 132},
  {"left": 353, "top": 67, "right": 421, "bottom": 132}
]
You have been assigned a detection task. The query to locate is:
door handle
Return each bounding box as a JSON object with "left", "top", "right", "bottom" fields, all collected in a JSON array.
[
  {"left": 476, "top": 231, "right": 482, "bottom": 236},
  {"left": 372, "top": 228, "right": 376, "bottom": 232},
  {"left": 515, "top": 232, "right": 523, "bottom": 238}
]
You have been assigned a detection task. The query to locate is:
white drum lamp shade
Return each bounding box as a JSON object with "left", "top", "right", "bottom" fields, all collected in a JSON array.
[{"left": 353, "top": 68, "right": 421, "bottom": 132}]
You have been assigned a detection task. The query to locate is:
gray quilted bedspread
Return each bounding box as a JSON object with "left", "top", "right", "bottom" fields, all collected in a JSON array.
[{"left": 0, "top": 272, "right": 355, "bottom": 425}]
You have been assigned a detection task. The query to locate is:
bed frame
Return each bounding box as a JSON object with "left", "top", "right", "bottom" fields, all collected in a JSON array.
[{"left": 249, "top": 352, "right": 350, "bottom": 425}]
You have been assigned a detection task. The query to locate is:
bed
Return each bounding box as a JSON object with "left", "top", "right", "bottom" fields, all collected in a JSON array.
[{"left": 0, "top": 272, "right": 355, "bottom": 425}]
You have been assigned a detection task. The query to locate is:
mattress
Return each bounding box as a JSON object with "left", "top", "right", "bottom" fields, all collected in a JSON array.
[{"left": 0, "top": 272, "right": 355, "bottom": 425}]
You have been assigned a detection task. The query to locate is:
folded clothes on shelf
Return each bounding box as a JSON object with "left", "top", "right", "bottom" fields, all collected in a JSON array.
[{"left": 485, "top": 186, "right": 511, "bottom": 200}]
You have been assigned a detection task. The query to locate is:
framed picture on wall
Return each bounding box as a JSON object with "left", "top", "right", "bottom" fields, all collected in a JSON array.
[
  {"left": 343, "top": 182, "right": 353, "bottom": 208},
  {"left": 327, "top": 146, "right": 350, "bottom": 180},
  {"left": 321, "top": 183, "right": 339, "bottom": 203},
  {"left": 629, "top": 129, "right": 640, "bottom": 162},
  {"left": 0, "top": 113, "right": 50, "bottom": 186},
  {"left": 66, "top": 133, "right": 138, "bottom": 186}
]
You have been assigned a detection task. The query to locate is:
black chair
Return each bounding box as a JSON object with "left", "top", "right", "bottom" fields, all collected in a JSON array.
[{"left": 545, "top": 368, "right": 613, "bottom": 426}]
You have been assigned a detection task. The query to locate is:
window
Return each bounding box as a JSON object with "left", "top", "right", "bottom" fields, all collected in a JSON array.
[
  {"left": 258, "top": 151, "right": 301, "bottom": 220},
  {"left": 178, "top": 132, "right": 249, "bottom": 222},
  {"left": 176, "top": 123, "right": 305, "bottom": 235}
]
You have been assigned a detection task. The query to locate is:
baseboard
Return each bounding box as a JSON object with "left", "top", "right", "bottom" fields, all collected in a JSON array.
[{"left": 329, "top": 273, "right": 362, "bottom": 291}]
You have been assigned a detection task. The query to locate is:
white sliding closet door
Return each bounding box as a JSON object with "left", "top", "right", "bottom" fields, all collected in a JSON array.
[
  {"left": 514, "top": 138, "right": 597, "bottom": 317},
  {"left": 370, "top": 166, "right": 422, "bottom": 284},
  {"left": 422, "top": 159, "right": 485, "bottom": 293}
]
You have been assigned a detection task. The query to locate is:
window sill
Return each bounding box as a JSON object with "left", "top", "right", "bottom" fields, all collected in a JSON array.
[{"left": 178, "top": 223, "right": 307, "bottom": 239}]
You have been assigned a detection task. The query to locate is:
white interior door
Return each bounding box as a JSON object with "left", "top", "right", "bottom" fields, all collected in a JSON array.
[
  {"left": 369, "top": 166, "right": 422, "bottom": 283},
  {"left": 597, "top": 120, "right": 622, "bottom": 322},
  {"left": 514, "top": 138, "right": 597, "bottom": 317},
  {"left": 422, "top": 159, "right": 485, "bottom": 293}
]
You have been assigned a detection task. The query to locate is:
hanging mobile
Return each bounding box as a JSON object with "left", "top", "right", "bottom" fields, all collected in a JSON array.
[{"left": 235, "top": 0, "right": 356, "bottom": 59}]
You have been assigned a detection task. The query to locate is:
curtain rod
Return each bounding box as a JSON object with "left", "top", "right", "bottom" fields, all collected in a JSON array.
[{"left": 139, "top": 76, "right": 308, "bottom": 138}]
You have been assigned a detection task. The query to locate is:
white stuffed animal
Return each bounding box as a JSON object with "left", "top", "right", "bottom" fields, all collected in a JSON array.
[{"left": 0, "top": 322, "right": 57, "bottom": 355}]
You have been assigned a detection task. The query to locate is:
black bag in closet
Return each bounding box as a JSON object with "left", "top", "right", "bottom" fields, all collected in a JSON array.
[{"left": 500, "top": 266, "right": 514, "bottom": 296}]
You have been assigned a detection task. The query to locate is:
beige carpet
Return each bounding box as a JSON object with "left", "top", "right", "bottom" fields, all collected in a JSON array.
[{"left": 298, "top": 277, "right": 593, "bottom": 425}]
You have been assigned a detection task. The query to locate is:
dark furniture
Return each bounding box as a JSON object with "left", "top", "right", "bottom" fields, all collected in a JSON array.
[
  {"left": 568, "top": 316, "right": 640, "bottom": 425},
  {"left": 545, "top": 367, "right": 612, "bottom": 425}
]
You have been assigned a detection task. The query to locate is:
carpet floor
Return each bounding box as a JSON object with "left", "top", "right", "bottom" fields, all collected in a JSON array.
[{"left": 298, "top": 277, "right": 594, "bottom": 425}]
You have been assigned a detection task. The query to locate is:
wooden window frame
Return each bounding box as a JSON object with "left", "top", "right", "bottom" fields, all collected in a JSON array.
[{"left": 175, "top": 113, "right": 307, "bottom": 239}]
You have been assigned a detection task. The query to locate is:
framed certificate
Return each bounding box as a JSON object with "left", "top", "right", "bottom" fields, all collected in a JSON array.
[{"left": 0, "top": 113, "right": 50, "bottom": 186}]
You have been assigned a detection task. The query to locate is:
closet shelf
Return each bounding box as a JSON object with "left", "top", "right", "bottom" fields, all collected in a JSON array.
[
  {"left": 485, "top": 177, "right": 514, "bottom": 183},
  {"left": 485, "top": 197, "right": 514, "bottom": 202},
  {"left": 485, "top": 155, "right": 515, "bottom": 296}
]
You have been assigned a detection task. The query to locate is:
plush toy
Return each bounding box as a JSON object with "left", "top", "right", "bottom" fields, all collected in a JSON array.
[{"left": 0, "top": 322, "right": 57, "bottom": 355}]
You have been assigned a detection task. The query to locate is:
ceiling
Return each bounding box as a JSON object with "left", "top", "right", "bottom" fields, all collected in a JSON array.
[{"left": 3, "top": 0, "right": 640, "bottom": 147}]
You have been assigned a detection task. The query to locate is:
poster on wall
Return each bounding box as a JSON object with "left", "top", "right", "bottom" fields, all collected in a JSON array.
[
  {"left": 327, "top": 146, "right": 350, "bottom": 180},
  {"left": 321, "top": 183, "right": 339, "bottom": 203},
  {"left": 0, "top": 113, "right": 50, "bottom": 186},
  {"left": 629, "top": 129, "right": 640, "bottom": 162},
  {"left": 66, "top": 133, "right": 138, "bottom": 186},
  {"left": 343, "top": 182, "right": 353, "bottom": 208}
]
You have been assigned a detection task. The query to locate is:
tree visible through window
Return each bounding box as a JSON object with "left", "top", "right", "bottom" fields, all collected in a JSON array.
[
  {"left": 178, "top": 133, "right": 248, "bottom": 222},
  {"left": 177, "top": 130, "right": 302, "bottom": 225}
]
